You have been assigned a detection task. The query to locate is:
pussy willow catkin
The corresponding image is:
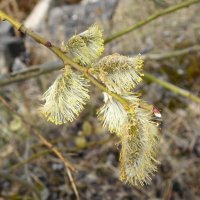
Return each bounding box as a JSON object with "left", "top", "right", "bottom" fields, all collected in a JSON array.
[{"left": 40, "top": 24, "right": 160, "bottom": 186}]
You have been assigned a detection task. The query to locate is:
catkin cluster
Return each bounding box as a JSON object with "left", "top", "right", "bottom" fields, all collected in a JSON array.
[{"left": 40, "top": 24, "right": 160, "bottom": 186}]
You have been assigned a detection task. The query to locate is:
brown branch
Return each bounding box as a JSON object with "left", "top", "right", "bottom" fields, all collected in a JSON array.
[
  {"left": 1, "top": 45, "right": 200, "bottom": 86},
  {"left": 1, "top": 46, "right": 200, "bottom": 103},
  {"left": 9, "top": 137, "right": 113, "bottom": 172}
]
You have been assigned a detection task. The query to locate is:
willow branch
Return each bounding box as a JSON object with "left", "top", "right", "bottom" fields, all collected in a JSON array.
[
  {"left": 0, "top": 10, "right": 130, "bottom": 110},
  {"left": 104, "top": 0, "right": 200, "bottom": 43},
  {"left": 144, "top": 73, "right": 200, "bottom": 104},
  {"left": 1, "top": 45, "right": 200, "bottom": 87},
  {"left": 1, "top": 10, "right": 200, "bottom": 105},
  {"left": 1, "top": 52, "right": 200, "bottom": 104}
]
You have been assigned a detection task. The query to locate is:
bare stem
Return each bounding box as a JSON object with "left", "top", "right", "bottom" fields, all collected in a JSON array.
[
  {"left": 104, "top": 0, "right": 200, "bottom": 43},
  {"left": 144, "top": 73, "right": 200, "bottom": 104},
  {"left": 142, "top": 45, "right": 200, "bottom": 60}
]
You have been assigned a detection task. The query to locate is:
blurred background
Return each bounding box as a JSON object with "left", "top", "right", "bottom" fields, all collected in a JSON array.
[{"left": 0, "top": 0, "right": 200, "bottom": 199}]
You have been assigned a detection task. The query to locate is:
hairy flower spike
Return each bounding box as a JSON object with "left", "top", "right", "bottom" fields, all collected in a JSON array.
[
  {"left": 40, "top": 22, "right": 159, "bottom": 187},
  {"left": 80, "top": 23, "right": 104, "bottom": 62},
  {"left": 40, "top": 70, "right": 90, "bottom": 125},
  {"left": 61, "top": 24, "right": 104, "bottom": 66},
  {"left": 97, "top": 93, "right": 139, "bottom": 136},
  {"left": 119, "top": 106, "right": 159, "bottom": 186},
  {"left": 97, "top": 93, "right": 129, "bottom": 135},
  {"left": 97, "top": 92, "right": 159, "bottom": 186},
  {"left": 95, "top": 54, "right": 144, "bottom": 94},
  {"left": 62, "top": 35, "right": 92, "bottom": 66}
]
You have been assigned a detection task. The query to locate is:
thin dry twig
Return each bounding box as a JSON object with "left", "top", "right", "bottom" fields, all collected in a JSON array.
[
  {"left": 0, "top": 95, "right": 80, "bottom": 200},
  {"left": 9, "top": 137, "right": 113, "bottom": 172}
]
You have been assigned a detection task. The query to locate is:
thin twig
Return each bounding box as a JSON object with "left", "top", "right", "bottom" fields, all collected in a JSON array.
[
  {"left": 144, "top": 72, "right": 200, "bottom": 104},
  {"left": 0, "top": 45, "right": 200, "bottom": 87},
  {"left": 104, "top": 0, "right": 200, "bottom": 43},
  {"left": 1, "top": 46, "right": 200, "bottom": 103},
  {"left": 0, "top": 95, "right": 80, "bottom": 199},
  {"left": 142, "top": 45, "right": 200, "bottom": 60},
  {"left": 32, "top": 129, "right": 75, "bottom": 171},
  {"left": 66, "top": 168, "right": 80, "bottom": 200},
  {"left": 9, "top": 137, "right": 113, "bottom": 172}
]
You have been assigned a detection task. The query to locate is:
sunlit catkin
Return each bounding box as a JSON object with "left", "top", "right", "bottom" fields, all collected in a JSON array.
[
  {"left": 61, "top": 24, "right": 104, "bottom": 66},
  {"left": 40, "top": 23, "right": 160, "bottom": 187},
  {"left": 97, "top": 93, "right": 139, "bottom": 136},
  {"left": 119, "top": 106, "right": 159, "bottom": 186},
  {"left": 40, "top": 70, "right": 90, "bottom": 125},
  {"left": 97, "top": 93, "right": 129, "bottom": 135},
  {"left": 80, "top": 23, "right": 104, "bottom": 62},
  {"left": 95, "top": 53, "right": 144, "bottom": 94}
]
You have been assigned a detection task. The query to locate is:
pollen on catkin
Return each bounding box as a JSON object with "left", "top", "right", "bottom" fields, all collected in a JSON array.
[
  {"left": 97, "top": 93, "right": 129, "bottom": 135},
  {"left": 97, "top": 93, "right": 140, "bottom": 136},
  {"left": 62, "top": 35, "right": 92, "bottom": 66},
  {"left": 119, "top": 106, "right": 159, "bottom": 186},
  {"left": 40, "top": 22, "right": 160, "bottom": 187},
  {"left": 61, "top": 24, "right": 104, "bottom": 66},
  {"left": 97, "top": 92, "right": 159, "bottom": 186},
  {"left": 40, "top": 70, "right": 90, "bottom": 125},
  {"left": 80, "top": 23, "right": 104, "bottom": 62},
  {"left": 95, "top": 53, "right": 144, "bottom": 94}
]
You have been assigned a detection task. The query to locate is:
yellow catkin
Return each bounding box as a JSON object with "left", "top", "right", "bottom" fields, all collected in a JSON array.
[
  {"left": 119, "top": 106, "right": 159, "bottom": 186},
  {"left": 95, "top": 54, "right": 144, "bottom": 94},
  {"left": 61, "top": 23, "right": 104, "bottom": 66},
  {"left": 40, "top": 70, "right": 90, "bottom": 125}
]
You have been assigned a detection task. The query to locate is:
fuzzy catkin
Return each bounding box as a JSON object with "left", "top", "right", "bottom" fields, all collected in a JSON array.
[
  {"left": 62, "top": 23, "right": 104, "bottom": 66},
  {"left": 119, "top": 107, "right": 159, "bottom": 186},
  {"left": 95, "top": 54, "right": 144, "bottom": 94},
  {"left": 40, "top": 70, "right": 90, "bottom": 125},
  {"left": 40, "top": 23, "right": 160, "bottom": 187}
]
